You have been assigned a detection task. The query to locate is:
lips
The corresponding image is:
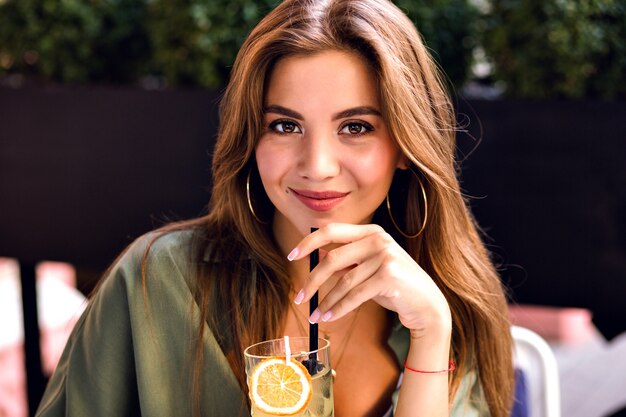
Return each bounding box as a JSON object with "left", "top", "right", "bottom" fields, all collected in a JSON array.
[{"left": 289, "top": 188, "right": 349, "bottom": 212}]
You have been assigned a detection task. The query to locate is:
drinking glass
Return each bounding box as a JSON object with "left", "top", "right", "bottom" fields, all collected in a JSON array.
[{"left": 244, "top": 337, "right": 334, "bottom": 417}]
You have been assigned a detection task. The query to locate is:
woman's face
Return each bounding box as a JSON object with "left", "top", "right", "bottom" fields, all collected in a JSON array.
[{"left": 255, "top": 50, "right": 404, "bottom": 242}]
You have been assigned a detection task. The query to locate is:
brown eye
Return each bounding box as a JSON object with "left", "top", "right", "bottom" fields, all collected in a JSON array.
[
  {"left": 340, "top": 121, "right": 373, "bottom": 136},
  {"left": 270, "top": 120, "right": 302, "bottom": 134},
  {"left": 282, "top": 122, "right": 297, "bottom": 133},
  {"left": 348, "top": 124, "right": 363, "bottom": 134}
]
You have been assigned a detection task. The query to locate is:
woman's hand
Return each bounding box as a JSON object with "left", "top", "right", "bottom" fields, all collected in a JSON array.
[{"left": 288, "top": 223, "right": 451, "bottom": 339}]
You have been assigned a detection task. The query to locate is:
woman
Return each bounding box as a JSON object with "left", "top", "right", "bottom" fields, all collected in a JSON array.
[{"left": 36, "top": 0, "right": 514, "bottom": 416}]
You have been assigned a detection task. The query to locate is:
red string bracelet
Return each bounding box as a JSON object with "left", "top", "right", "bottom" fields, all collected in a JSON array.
[{"left": 403, "top": 359, "right": 456, "bottom": 374}]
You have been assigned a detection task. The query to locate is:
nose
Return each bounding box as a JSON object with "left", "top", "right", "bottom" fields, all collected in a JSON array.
[{"left": 297, "top": 131, "right": 341, "bottom": 181}]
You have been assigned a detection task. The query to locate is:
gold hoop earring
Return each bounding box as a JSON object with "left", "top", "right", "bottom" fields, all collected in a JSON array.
[
  {"left": 386, "top": 170, "right": 428, "bottom": 239},
  {"left": 246, "top": 169, "right": 269, "bottom": 224}
]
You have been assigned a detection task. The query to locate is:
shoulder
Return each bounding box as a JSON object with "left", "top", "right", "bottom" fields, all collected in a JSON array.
[
  {"left": 97, "top": 228, "right": 207, "bottom": 299},
  {"left": 121, "top": 228, "right": 204, "bottom": 271},
  {"left": 129, "top": 228, "right": 202, "bottom": 263},
  {"left": 88, "top": 228, "right": 222, "bottom": 336}
]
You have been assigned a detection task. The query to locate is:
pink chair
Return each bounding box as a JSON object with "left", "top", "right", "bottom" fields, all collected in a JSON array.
[
  {"left": 508, "top": 304, "right": 594, "bottom": 344},
  {"left": 0, "top": 259, "right": 86, "bottom": 417}
]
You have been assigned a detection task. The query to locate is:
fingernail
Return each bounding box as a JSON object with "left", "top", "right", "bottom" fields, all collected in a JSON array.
[
  {"left": 309, "top": 309, "right": 321, "bottom": 324},
  {"left": 321, "top": 311, "right": 333, "bottom": 322},
  {"left": 294, "top": 289, "right": 305, "bottom": 305},
  {"left": 287, "top": 248, "right": 299, "bottom": 261}
]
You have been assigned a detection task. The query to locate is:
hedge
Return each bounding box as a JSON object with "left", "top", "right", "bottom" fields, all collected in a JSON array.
[
  {"left": 1, "top": 0, "right": 624, "bottom": 98},
  {"left": 0, "top": 0, "right": 477, "bottom": 89},
  {"left": 481, "top": 0, "right": 626, "bottom": 99}
]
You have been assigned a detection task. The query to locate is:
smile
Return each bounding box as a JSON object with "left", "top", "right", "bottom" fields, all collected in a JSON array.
[{"left": 289, "top": 188, "right": 350, "bottom": 212}]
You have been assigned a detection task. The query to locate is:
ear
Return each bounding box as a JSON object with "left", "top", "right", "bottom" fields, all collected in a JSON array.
[{"left": 396, "top": 154, "right": 410, "bottom": 170}]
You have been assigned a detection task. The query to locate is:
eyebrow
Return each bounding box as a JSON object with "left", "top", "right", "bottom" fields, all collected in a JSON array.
[{"left": 264, "top": 104, "right": 382, "bottom": 120}]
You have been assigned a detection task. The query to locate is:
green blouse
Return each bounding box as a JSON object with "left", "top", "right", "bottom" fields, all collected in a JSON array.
[{"left": 36, "top": 230, "right": 489, "bottom": 416}]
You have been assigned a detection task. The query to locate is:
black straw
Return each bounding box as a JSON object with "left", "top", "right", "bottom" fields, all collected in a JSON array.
[{"left": 307, "top": 227, "right": 319, "bottom": 374}]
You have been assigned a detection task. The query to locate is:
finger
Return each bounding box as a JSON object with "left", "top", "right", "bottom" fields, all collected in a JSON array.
[
  {"left": 287, "top": 223, "right": 385, "bottom": 261},
  {"left": 312, "top": 253, "right": 383, "bottom": 322},
  {"left": 318, "top": 276, "right": 382, "bottom": 322},
  {"left": 298, "top": 232, "right": 385, "bottom": 304}
]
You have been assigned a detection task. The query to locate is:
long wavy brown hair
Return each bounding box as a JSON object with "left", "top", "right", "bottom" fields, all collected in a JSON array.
[{"left": 140, "top": 0, "right": 514, "bottom": 416}]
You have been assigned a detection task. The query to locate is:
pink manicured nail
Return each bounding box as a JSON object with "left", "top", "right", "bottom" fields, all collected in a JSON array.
[
  {"left": 287, "top": 248, "right": 299, "bottom": 261},
  {"left": 294, "top": 289, "right": 305, "bottom": 305},
  {"left": 309, "top": 309, "right": 321, "bottom": 324},
  {"left": 321, "top": 311, "right": 333, "bottom": 322}
]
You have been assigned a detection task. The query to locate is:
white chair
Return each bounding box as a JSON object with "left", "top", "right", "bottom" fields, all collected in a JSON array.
[{"left": 511, "top": 325, "right": 561, "bottom": 417}]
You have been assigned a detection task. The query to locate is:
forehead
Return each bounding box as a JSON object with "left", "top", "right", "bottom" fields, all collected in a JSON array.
[{"left": 264, "top": 50, "right": 380, "bottom": 110}]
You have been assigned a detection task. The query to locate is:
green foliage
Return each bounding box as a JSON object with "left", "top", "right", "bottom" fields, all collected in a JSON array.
[
  {"left": 481, "top": 0, "right": 626, "bottom": 99},
  {"left": 144, "top": 0, "right": 279, "bottom": 88},
  {"left": 142, "top": 0, "right": 477, "bottom": 88},
  {"left": 0, "top": 0, "right": 479, "bottom": 89},
  {"left": 0, "top": 0, "right": 149, "bottom": 84},
  {"left": 0, "top": 0, "right": 100, "bottom": 83},
  {"left": 395, "top": 0, "right": 480, "bottom": 91},
  {"left": 1, "top": 0, "right": 623, "bottom": 98}
]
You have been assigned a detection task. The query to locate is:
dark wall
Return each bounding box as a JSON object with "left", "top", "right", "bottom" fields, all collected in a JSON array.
[
  {"left": 456, "top": 99, "right": 626, "bottom": 340},
  {"left": 0, "top": 86, "right": 220, "bottom": 269},
  {"left": 1, "top": 87, "right": 625, "bottom": 338}
]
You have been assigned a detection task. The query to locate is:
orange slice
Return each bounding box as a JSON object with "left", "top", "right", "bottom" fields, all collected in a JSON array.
[{"left": 249, "top": 356, "right": 312, "bottom": 416}]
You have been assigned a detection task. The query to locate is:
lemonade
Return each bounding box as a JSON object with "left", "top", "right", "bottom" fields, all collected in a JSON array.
[
  {"left": 245, "top": 337, "right": 334, "bottom": 417},
  {"left": 249, "top": 364, "right": 334, "bottom": 417}
]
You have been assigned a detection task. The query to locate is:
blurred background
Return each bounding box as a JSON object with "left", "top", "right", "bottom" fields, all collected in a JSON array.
[{"left": 0, "top": 1, "right": 625, "bottom": 417}]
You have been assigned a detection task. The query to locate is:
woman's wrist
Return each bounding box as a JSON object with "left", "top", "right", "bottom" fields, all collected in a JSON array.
[
  {"left": 408, "top": 302, "right": 452, "bottom": 342},
  {"left": 398, "top": 310, "right": 451, "bottom": 417}
]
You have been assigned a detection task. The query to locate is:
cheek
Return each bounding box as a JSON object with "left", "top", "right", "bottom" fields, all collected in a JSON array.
[
  {"left": 354, "top": 148, "right": 400, "bottom": 185},
  {"left": 255, "top": 143, "right": 284, "bottom": 188}
]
